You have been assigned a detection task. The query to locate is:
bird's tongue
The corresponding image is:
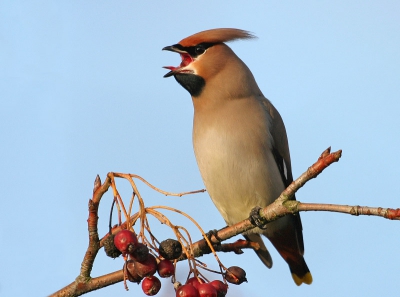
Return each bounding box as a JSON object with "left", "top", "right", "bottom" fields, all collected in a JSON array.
[
  {"left": 164, "top": 53, "right": 193, "bottom": 71},
  {"left": 180, "top": 53, "right": 192, "bottom": 67}
]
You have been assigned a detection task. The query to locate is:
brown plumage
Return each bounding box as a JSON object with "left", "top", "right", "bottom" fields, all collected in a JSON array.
[
  {"left": 178, "top": 28, "right": 255, "bottom": 47},
  {"left": 163, "top": 28, "right": 312, "bottom": 285}
]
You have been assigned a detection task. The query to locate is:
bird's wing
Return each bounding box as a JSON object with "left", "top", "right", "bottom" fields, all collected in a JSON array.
[
  {"left": 261, "top": 98, "right": 293, "bottom": 186},
  {"left": 261, "top": 97, "right": 305, "bottom": 254},
  {"left": 244, "top": 234, "right": 273, "bottom": 268}
]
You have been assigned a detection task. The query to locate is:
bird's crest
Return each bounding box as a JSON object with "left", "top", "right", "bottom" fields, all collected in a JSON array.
[{"left": 178, "top": 28, "right": 256, "bottom": 47}]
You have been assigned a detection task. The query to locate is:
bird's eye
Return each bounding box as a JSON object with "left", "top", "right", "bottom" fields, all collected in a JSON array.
[{"left": 195, "top": 45, "right": 206, "bottom": 55}]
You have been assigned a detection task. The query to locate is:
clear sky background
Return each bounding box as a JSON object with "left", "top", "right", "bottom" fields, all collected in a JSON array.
[{"left": 1, "top": 1, "right": 399, "bottom": 296}]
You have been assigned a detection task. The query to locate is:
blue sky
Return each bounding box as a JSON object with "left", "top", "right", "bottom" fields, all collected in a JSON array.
[{"left": 1, "top": 1, "right": 399, "bottom": 296}]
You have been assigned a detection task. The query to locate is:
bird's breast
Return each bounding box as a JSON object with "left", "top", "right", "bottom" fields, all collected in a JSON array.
[{"left": 192, "top": 98, "right": 284, "bottom": 226}]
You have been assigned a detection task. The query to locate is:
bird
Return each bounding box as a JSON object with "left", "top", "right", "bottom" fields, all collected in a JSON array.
[{"left": 162, "top": 28, "right": 312, "bottom": 286}]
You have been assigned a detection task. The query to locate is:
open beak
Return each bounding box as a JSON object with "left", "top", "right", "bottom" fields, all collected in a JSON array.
[{"left": 162, "top": 44, "right": 194, "bottom": 78}]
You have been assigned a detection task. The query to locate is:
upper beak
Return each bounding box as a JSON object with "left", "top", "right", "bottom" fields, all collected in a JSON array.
[{"left": 162, "top": 45, "right": 187, "bottom": 54}]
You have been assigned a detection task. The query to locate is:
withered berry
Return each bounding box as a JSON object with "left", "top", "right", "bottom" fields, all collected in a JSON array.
[
  {"left": 224, "top": 266, "right": 247, "bottom": 285},
  {"left": 159, "top": 239, "right": 182, "bottom": 260}
]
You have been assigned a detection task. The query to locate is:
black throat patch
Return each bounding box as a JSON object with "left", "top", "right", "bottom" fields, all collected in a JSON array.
[{"left": 174, "top": 73, "right": 205, "bottom": 97}]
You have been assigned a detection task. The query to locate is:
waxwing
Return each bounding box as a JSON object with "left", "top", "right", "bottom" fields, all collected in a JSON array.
[{"left": 163, "top": 28, "right": 312, "bottom": 285}]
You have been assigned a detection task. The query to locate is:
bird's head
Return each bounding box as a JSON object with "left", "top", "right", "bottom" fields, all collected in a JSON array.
[{"left": 163, "top": 28, "right": 255, "bottom": 97}]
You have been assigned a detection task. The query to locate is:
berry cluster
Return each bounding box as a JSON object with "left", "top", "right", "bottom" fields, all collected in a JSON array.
[
  {"left": 112, "top": 229, "right": 174, "bottom": 295},
  {"left": 110, "top": 229, "right": 247, "bottom": 296}
]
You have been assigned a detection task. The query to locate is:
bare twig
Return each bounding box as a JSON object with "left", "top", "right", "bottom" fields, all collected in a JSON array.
[
  {"left": 112, "top": 172, "right": 206, "bottom": 197},
  {"left": 297, "top": 203, "right": 400, "bottom": 220},
  {"left": 50, "top": 175, "right": 112, "bottom": 297},
  {"left": 79, "top": 175, "right": 111, "bottom": 280},
  {"left": 50, "top": 270, "right": 123, "bottom": 297}
]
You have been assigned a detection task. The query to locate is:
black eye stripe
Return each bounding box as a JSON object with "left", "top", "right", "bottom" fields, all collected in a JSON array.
[{"left": 175, "top": 43, "right": 216, "bottom": 58}]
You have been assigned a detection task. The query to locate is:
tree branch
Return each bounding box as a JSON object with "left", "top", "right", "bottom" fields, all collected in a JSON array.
[
  {"left": 50, "top": 148, "right": 399, "bottom": 296},
  {"left": 297, "top": 203, "right": 400, "bottom": 219}
]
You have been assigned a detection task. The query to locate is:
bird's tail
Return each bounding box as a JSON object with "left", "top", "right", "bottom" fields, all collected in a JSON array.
[
  {"left": 287, "top": 256, "right": 313, "bottom": 286},
  {"left": 244, "top": 233, "right": 312, "bottom": 285},
  {"left": 243, "top": 234, "right": 273, "bottom": 268}
]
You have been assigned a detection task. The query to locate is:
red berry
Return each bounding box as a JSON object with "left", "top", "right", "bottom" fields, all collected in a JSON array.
[
  {"left": 134, "top": 254, "right": 158, "bottom": 277},
  {"left": 142, "top": 276, "right": 161, "bottom": 296},
  {"left": 157, "top": 259, "right": 175, "bottom": 278},
  {"left": 176, "top": 284, "right": 200, "bottom": 297},
  {"left": 209, "top": 280, "right": 228, "bottom": 297},
  {"left": 197, "top": 283, "right": 217, "bottom": 297},
  {"left": 113, "top": 229, "right": 138, "bottom": 254},
  {"left": 186, "top": 277, "right": 205, "bottom": 291},
  {"left": 123, "top": 260, "right": 143, "bottom": 283},
  {"left": 224, "top": 266, "right": 247, "bottom": 285}
]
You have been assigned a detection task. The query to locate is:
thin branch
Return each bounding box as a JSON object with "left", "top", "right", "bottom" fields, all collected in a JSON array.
[
  {"left": 79, "top": 175, "right": 111, "bottom": 280},
  {"left": 297, "top": 203, "right": 400, "bottom": 220},
  {"left": 50, "top": 175, "right": 112, "bottom": 297},
  {"left": 112, "top": 172, "right": 206, "bottom": 197},
  {"left": 50, "top": 270, "right": 123, "bottom": 297}
]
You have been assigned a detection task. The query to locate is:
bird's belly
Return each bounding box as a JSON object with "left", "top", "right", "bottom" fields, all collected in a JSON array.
[{"left": 193, "top": 119, "right": 284, "bottom": 226}]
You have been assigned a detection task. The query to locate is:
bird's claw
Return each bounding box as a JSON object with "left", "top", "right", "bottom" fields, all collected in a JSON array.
[
  {"left": 249, "top": 206, "right": 268, "bottom": 229},
  {"left": 205, "top": 229, "right": 223, "bottom": 244}
]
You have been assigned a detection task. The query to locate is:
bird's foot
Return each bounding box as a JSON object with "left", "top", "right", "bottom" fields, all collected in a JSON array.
[
  {"left": 249, "top": 206, "right": 268, "bottom": 230},
  {"left": 205, "top": 229, "right": 223, "bottom": 244}
]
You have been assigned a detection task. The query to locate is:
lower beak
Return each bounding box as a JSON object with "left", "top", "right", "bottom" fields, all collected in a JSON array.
[{"left": 162, "top": 67, "right": 176, "bottom": 78}]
